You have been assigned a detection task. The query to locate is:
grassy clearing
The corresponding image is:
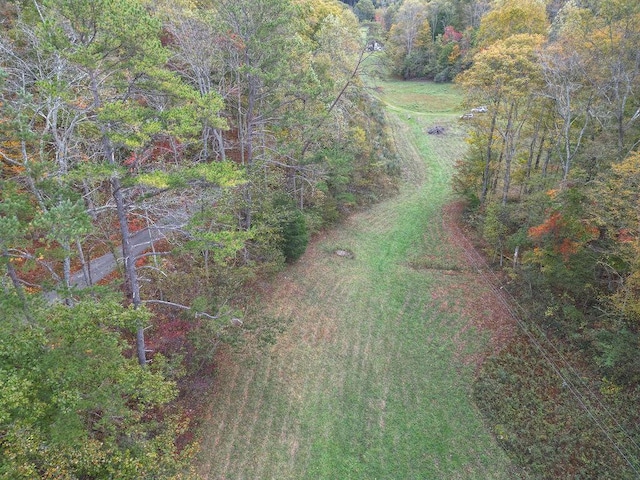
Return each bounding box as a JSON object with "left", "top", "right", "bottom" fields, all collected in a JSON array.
[
  {"left": 365, "top": 69, "right": 463, "bottom": 116},
  {"left": 196, "top": 82, "right": 518, "bottom": 479}
]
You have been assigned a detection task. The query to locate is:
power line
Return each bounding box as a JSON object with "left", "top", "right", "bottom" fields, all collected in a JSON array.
[{"left": 446, "top": 208, "right": 640, "bottom": 477}]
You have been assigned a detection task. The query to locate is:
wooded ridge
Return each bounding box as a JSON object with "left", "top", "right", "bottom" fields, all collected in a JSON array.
[
  {"left": 451, "top": 0, "right": 640, "bottom": 477},
  {"left": 0, "top": 0, "right": 396, "bottom": 476},
  {"left": 2, "top": 0, "right": 640, "bottom": 478}
]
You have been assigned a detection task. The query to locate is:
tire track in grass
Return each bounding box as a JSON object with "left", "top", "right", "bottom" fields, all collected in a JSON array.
[
  {"left": 199, "top": 357, "right": 241, "bottom": 477},
  {"left": 264, "top": 257, "right": 359, "bottom": 478},
  {"left": 232, "top": 357, "right": 273, "bottom": 475}
]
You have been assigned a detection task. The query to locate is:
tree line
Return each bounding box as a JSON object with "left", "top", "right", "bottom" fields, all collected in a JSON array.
[
  {"left": 456, "top": 0, "right": 640, "bottom": 389},
  {"left": 348, "top": 0, "right": 491, "bottom": 81},
  {"left": 0, "top": 0, "right": 397, "bottom": 476},
  {"left": 451, "top": 0, "right": 640, "bottom": 475}
]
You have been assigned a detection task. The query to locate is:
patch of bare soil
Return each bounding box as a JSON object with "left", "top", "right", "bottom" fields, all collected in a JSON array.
[
  {"left": 440, "top": 201, "right": 518, "bottom": 370},
  {"left": 334, "top": 248, "right": 355, "bottom": 259}
]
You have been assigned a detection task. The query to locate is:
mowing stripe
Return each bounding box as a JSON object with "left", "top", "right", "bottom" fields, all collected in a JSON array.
[{"left": 197, "top": 83, "right": 519, "bottom": 479}]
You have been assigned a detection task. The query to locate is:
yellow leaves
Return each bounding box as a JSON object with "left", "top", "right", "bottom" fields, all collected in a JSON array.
[
  {"left": 414, "top": 20, "right": 432, "bottom": 50},
  {"left": 600, "top": 377, "right": 623, "bottom": 396},
  {"left": 476, "top": 0, "right": 548, "bottom": 49},
  {"left": 558, "top": 1, "right": 640, "bottom": 71},
  {"left": 611, "top": 151, "right": 640, "bottom": 179},
  {"left": 598, "top": 151, "right": 640, "bottom": 236},
  {"left": 350, "top": 125, "right": 367, "bottom": 149},
  {"left": 293, "top": 0, "right": 353, "bottom": 40},
  {"left": 458, "top": 34, "right": 545, "bottom": 97},
  {"left": 610, "top": 267, "right": 640, "bottom": 322},
  {"left": 448, "top": 44, "right": 461, "bottom": 64}
]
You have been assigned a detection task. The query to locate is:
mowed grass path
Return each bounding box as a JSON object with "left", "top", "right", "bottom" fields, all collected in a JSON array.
[{"left": 197, "top": 81, "right": 519, "bottom": 479}]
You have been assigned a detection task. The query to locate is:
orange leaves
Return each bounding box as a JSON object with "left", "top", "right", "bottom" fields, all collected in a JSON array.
[
  {"left": 529, "top": 211, "right": 599, "bottom": 261},
  {"left": 557, "top": 238, "right": 579, "bottom": 258},
  {"left": 546, "top": 188, "right": 559, "bottom": 199},
  {"left": 584, "top": 223, "right": 600, "bottom": 239},
  {"left": 135, "top": 256, "right": 147, "bottom": 268},
  {"left": 529, "top": 211, "right": 562, "bottom": 239},
  {"left": 0, "top": 141, "right": 24, "bottom": 175},
  {"left": 1, "top": 161, "right": 25, "bottom": 177}
]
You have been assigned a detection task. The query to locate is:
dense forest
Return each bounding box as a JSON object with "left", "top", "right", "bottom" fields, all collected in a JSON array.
[
  {"left": 0, "top": 0, "right": 396, "bottom": 476},
  {"left": 2, "top": 0, "right": 640, "bottom": 478},
  {"left": 451, "top": 0, "right": 640, "bottom": 477}
]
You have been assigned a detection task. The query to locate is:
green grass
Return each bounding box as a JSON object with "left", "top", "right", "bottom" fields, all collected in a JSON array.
[
  {"left": 372, "top": 80, "right": 463, "bottom": 116},
  {"left": 362, "top": 55, "right": 463, "bottom": 117},
  {"left": 196, "top": 82, "right": 518, "bottom": 479}
]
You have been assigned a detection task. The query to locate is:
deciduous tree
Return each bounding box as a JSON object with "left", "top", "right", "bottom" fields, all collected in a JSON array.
[{"left": 475, "top": 0, "right": 548, "bottom": 48}]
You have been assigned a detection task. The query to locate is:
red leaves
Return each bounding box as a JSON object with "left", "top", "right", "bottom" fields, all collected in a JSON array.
[
  {"left": 125, "top": 137, "right": 183, "bottom": 170},
  {"left": 528, "top": 211, "right": 598, "bottom": 261},
  {"left": 443, "top": 26, "right": 463, "bottom": 44},
  {"left": 127, "top": 217, "right": 145, "bottom": 233},
  {"left": 617, "top": 228, "right": 635, "bottom": 243},
  {"left": 529, "top": 211, "right": 562, "bottom": 239}
]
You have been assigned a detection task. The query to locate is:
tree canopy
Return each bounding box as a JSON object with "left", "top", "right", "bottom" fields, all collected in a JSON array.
[{"left": 0, "top": 0, "right": 397, "bottom": 476}]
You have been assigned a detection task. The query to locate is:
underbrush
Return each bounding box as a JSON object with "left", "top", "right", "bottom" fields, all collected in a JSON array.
[
  {"left": 474, "top": 310, "right": 640, "bottom": 479},
  {"left": 455, "top": 192, "right": 640, "bottom": 477}
]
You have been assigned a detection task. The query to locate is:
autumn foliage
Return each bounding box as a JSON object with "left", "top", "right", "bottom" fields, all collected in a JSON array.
[
  {"left": 528, "top": 211, "right": 599, "bottom": 261},
  {"left": 454, "top": 0, "right": 640, "bottom": 476}
]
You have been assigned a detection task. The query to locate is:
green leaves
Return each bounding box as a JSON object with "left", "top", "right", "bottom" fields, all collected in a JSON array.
[
  {"left": 185, "top": 224, "right": 254, "bottom": 265},
  {"left": 0, "top": 216, "right": 23, "bottom": 247},
  {"left": 32, "top": 199, "right": 93, "bottom": 245},
  {"left": 42, "top": 0, "right": 167, "bottom": 69},
  {"left": 0, "top": 300, "right": 188, "bottom": 478},
  {"left": 99, "top": 101, "right": 163, "bottom": 150},
  {"left": 136, "top": 161, "right": 245, "bottom": 189},
  {"left": 0, "top": 372, "right": 39, "bottom": 426},
  {"left": 188, "top": 162, "right": 244, "bottom": 186}
]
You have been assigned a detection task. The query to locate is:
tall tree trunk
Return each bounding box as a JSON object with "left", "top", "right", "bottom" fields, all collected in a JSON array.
[
  {"left": 62, "top": 239, "right": 73, "bottom": 306},
  {"left": 522, "top": 118, "right": 543, "bottom": 196},
  {"left": 90, "top": 72, "right": 147, "bottom": 366},
  {"left": 213, "top": 128, "right": 226, "bottom": 161},
  {"left": 75, "top": 238, "right": 91, "bottom": 286},
  {"left": 541, "top": 148, "right": 552, "bottom": 178},
  {"left": 239, "top": 70, "right": 258, "bottom": 231},
  {"left": 481, "top": 110, "right": 498, "bottom": 204},
  {"left": 533, "top": 130, "right": 546, "bottom": 171},
  {"left": 501, "top": 102, "right": 516, "bottom": 206},
  {"left": 491, "top": 140, "right": 506, "bottom": 196},
  {"left": 111, "top": 175, "right": 146, "bottom": 365}
]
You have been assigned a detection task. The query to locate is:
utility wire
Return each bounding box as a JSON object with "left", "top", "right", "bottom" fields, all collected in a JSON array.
[{"left": 446, "top": 209, "right": 640, "bottom": 477}]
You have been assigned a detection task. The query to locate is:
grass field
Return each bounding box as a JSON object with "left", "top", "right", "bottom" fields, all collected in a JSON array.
[
  {"left": 375, "top": 82, "right": 463, "bottom": 116},
  {"left": 196, "top": 81, "right": 519, "bottom": 479}
]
